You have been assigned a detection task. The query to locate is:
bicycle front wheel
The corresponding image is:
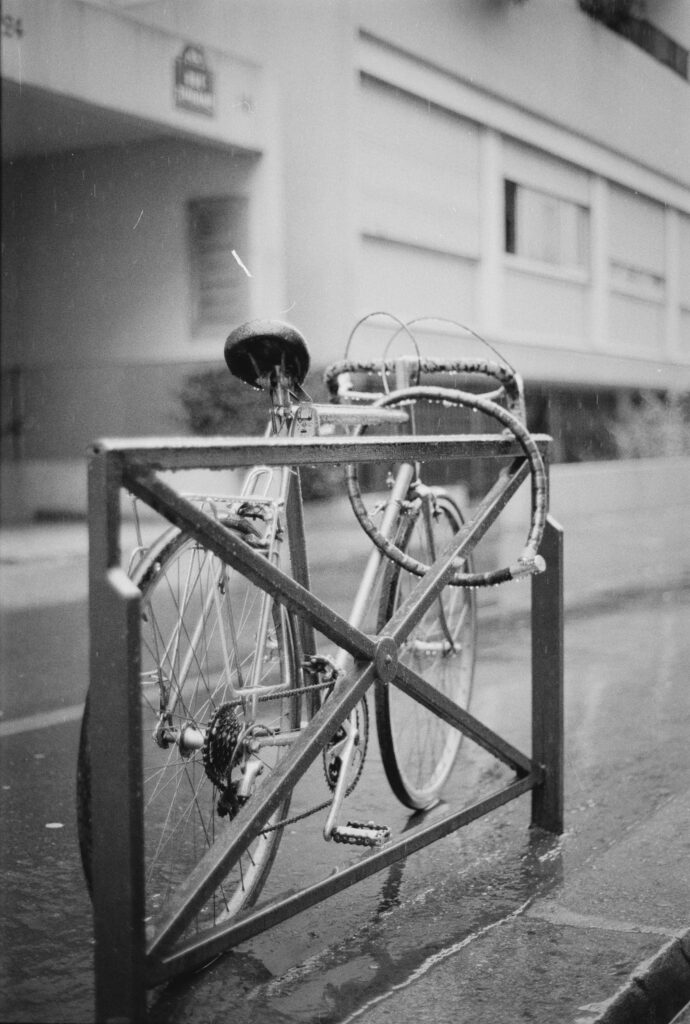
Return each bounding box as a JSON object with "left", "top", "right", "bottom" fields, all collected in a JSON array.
[
  {"left": 375, "top": 493, "right": 477, "bottom": 809},
  {"left": 77, "top": 529, "right": 299, "bottom": 939}
]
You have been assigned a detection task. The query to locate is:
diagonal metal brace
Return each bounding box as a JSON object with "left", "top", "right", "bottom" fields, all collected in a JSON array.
[
  {"left": 390, "top": 661, "right": 532, "bottom": 775},
  {"left": 125, "top": 455, "right": 538, "bottom": 958}
]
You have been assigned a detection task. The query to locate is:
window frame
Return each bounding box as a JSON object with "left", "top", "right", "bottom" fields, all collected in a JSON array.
[
  {"left": 504, "top": 177, "right": 591, "bottom": 283},
  {"left": 187, "top": 194, "right": 252, "bottom": 337}
]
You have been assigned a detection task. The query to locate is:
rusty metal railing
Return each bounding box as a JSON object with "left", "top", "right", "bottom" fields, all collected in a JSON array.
[{"left": 84, "top": 431, "right": 563, "bottom": 1022}]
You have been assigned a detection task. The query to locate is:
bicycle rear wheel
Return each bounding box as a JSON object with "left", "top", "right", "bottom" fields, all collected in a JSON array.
[
  {"left": 375, "top": 493, "right": 476, "bottom": 809},
  {"left": 77, "top": 528, "right": 299, "bottom": 939}
]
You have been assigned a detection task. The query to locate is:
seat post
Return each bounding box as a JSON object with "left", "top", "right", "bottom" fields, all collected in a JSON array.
[{"left": 268, "top": 369, "right": 299, "bottom": 434}]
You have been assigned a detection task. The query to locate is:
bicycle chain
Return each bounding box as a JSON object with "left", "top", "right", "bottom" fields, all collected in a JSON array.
[
  {"left": 259, "top": 796, "right": 334, "bottom": 834},
  {"left": 260, "top": 685, "right": 369, "bottom": 834},
  {"left": 224, "top": 677, "right": 335, "bottom": 710}
]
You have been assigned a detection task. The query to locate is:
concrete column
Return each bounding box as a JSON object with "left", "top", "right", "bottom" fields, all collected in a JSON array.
[
  {"left": 589, "top": 175, "right": 609, "bottom": 351},
  {"left": 665, "top": 206, "right": 681, "bottom": 361}
]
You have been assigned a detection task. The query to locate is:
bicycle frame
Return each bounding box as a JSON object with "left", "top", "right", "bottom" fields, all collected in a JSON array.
[{"left": 177, "top": 365, "right": 428, "bottom": 834}]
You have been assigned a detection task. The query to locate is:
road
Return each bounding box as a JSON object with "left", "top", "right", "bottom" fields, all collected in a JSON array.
[{"left": 1, "top": 519, "right": 689, "bottom": 1023}]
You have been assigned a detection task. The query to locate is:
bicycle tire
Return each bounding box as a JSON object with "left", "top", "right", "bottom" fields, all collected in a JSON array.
[
  {"left": 375, "top": 492, "right": 477, "bottom": 809},
  {"left": 77, "top": 528, "right": 299, "bottom": 939}
]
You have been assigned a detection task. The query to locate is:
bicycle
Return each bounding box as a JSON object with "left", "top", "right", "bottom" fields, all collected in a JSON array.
[{"left": 77, "top": 312, "right": 548, "bottom": 961}]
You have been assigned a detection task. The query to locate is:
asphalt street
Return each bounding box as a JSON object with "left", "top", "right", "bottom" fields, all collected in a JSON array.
[{"left": 0, "top": 513, "right": 689, "bottom": 1023}]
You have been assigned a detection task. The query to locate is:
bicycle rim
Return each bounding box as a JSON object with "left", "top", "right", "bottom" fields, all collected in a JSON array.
[
  {"left": 376, "top": 494, "right": 477, "bottom": 809},
  {"left": 77, "top": 529, "right": 298, "bottom": 939}
]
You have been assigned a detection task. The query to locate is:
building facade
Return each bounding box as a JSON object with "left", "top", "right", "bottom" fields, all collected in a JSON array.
[{"left": 2, "top": 0, "right": 689, "bottom": 519}]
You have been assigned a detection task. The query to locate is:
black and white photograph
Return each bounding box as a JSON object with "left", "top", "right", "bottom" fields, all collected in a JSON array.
[{"left": 1, "top": 2, "right": 689, "bottom": 1021}]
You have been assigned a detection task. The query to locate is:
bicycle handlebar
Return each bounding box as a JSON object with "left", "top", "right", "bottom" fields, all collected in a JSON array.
[
  {"left": 344, "top": 384, "right": 548, "bottom": 587},
  {"left": 324, "top": 358, "right": 525, "bottom": 419}
]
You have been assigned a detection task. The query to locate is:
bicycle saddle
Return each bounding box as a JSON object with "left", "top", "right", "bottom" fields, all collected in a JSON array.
[{"left": 225, "top": 320, "right": 310, "bottom": 389}]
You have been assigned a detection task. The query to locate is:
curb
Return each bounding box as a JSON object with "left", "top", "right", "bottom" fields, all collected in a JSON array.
[{"left": 593, "top": 931, "right": 690, "bottom": 1024}]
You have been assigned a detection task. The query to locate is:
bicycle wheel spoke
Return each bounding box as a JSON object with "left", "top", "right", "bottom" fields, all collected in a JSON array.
[{"left": 78, "top": 528, "right": 299, "bottom": 943}]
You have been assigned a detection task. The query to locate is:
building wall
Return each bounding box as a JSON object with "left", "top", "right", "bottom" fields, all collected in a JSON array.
[
  {"left": 120, "top": 0, "right": 690, "bottom": 367},
  {"left": 115, "top": 0, "right": 360, "bottom": 352},
  {"left": 0, "top": 131, "right": 281, "bottom": 518},
  {"left": 355, "top": 0, "right": 689, "bottom": 187},
  {"left": 646, "top": 0, "right": 690, "bottom": 44},
  {"left": 2, "top": 138, "right": 267, "bottom": 454},
  {"left": 348, "top": 13, "right": 690, "bottom": 387},
  {"left": 1, "top": 0, "right": 689, "bottom": 519}
]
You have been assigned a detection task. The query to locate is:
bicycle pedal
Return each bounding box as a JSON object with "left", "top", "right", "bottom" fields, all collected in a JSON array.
[{"left": 331, "top": 820, "right": 390, "bottom": 847}]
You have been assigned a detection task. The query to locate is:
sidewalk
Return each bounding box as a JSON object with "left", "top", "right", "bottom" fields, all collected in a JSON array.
[
  {"left": 350, "top": 787, "right": 690, "bottom": 1023},
  {"left": 1, "top": 493, "right": 688, "bottom": 616}
]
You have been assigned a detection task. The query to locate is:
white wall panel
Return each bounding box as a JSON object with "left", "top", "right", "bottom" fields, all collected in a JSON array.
[
  {"left": 357, "top": 77, "right": 480, "bottom": 259},
  {"left": 356, "top": 237, "right": 477, "bottom": 323},
  {"left": 504, "top": 267, "right": 588, "bottom": 342},
  {"left": 679, "top": 309, "right": 690, "bottom": 348},
  {"left": 609, "top": 185, "right": 666, "bottom": 276},
  {"left": 609, "top": 294, "right": 665, "bottom": 352}
]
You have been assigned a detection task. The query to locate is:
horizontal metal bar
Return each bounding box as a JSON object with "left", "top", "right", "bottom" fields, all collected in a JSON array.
[
  {"left": 93, "top": 433, "right": 551, "bottom": 471},
  {"left": 147, "top": 772, "right": 539, "bottom": 986},
  {"left": 313, "top": 404, "right": 409, "bottom": 425}
]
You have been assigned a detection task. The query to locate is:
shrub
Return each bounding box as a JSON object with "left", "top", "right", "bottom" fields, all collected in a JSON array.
[{"left": 611, "top": 391, "right": 690, "bottom": 459}]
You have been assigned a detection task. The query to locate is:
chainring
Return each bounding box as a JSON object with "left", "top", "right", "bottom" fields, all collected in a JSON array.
[{"left": 322, "top": 695, "right": 369, "bottom": 796}]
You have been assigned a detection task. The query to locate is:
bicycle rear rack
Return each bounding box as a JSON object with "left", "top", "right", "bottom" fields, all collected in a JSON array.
[{"left": 87, "top": 431, "right": 563, "bottom": 1022}]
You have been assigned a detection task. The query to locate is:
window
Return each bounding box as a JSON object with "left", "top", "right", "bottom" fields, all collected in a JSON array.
[
  {"left": 504, "top": 180, "right": 589, "bottom": 272},
  {"left": 578, "top": 1, "right": 689, "bottom": 81},
  {"left": 188, "top": 196, "right": 251, "bottom": 332}
]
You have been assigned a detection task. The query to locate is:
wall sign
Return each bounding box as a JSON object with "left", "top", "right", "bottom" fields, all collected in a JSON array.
[
  {"left": 1, "top": 14, "right": 24, "bottom": 38},
  {"left": 174, "top": 44, "right": 214, "bottom": 116}
]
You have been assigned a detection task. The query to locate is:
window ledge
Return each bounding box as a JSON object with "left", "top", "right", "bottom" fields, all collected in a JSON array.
[
  {"left": 361, "top": 230, "right": 480, "bottom": 264},
  {"left": 610, "top": 283, "right": 665, "bottom": 304},
  {"left": 504, "top": 254, "right": 589, "bottom": 285}
]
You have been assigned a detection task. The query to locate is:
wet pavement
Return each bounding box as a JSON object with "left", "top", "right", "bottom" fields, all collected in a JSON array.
[{"left": 1, "top": 514, "right": 689, "bottom": 1023}]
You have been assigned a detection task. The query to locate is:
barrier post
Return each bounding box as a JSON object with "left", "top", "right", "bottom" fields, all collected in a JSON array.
[
  {"left": 88, "top": 449, "right": 147, "bottom": 1022},
  {"left": 530, "top": 514, "right": 564, "bottom": 834}
]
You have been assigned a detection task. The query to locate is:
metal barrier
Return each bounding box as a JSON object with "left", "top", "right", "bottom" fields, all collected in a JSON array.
[{"left": 86, "top": 431, "right": 563, "bottom": 1023}]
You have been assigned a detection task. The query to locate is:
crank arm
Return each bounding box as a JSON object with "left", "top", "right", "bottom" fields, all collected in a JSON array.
[{"left": 323, "top": 713, "right": 359, "bottom": 841}]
